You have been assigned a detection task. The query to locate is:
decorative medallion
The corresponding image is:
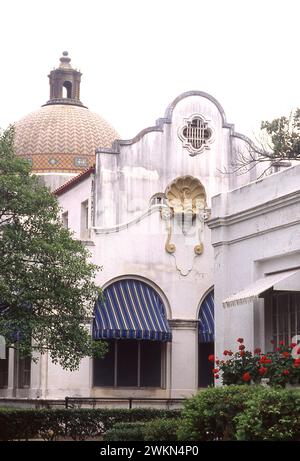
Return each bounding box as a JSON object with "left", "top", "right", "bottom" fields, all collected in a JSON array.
[
  {"left": 74, "top": 157, "right": 88, "bottom": 168},
  {"left": 178, "top": 114, "right": 214, "bottom": 156},
  {"left": 48, "top": 158, "right": 59, "bottom": 165},
  {"left": 163, "top": 176, "right": 210, "bottom": 256}
]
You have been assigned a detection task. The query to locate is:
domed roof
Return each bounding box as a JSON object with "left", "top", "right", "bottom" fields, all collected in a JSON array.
[
  {"left": 15, "top": 104, "right": 118, "bottom": 172},
  {"left": 14, "top": 52, "right": 118, "bottom": 173}
]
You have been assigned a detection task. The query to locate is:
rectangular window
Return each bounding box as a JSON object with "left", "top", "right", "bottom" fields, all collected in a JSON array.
[
  {"left": 140, "top": 341, "right": 161, "bottom": 387},
  {"left": 117, "top": 341, "right": 138, "bottom": 387},
  {"left": 18, "top": 356, "right": 31, "bottom": 388},
  {"left": 271, "top": 292, "right": 300, "bottom": 346},
  {"left": 0, "top": 347, "right": 9, "bottom": 388},
  {"left": 62, "top": 211, "right": 68, "bottom": 229},
  {"left": 93, "top": 341, "right": 115, "bottom": 386},
  {"left": 93, "top": 340, "right": 163, "bottom": 388},
  {"left": 80, "top": 200, "right": 89, "bottom": 239}
]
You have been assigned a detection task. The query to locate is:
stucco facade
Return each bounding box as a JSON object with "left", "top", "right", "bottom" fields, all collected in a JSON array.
[{"left": 3, "top": 90, "right": 294, "bottom": 402}]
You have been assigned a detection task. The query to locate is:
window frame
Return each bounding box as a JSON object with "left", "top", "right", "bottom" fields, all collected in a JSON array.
[{"left": 93, "top": 339, "right": 166, "bottom": 389}]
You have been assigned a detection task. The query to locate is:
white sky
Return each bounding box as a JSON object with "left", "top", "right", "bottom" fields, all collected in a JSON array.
[{"left": 1, "top": 0, "right": 300, "bottom": 141}]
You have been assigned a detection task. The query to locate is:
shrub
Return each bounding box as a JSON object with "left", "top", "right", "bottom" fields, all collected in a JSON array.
[
  {"left": 177, "top": 385, "right": 265, "bottom": 441},
  {"left": 103, "top": 422, "right": 147, "bottom": 441},
  {"left": 235, "top": 388, "right": 300, "bottom": 441},
  {"left": 210, "top": 337, "right": 300, "bottom": 387},
  {"left": 0, "top": 407, "right": 180, "bottom": 441},
  {"left": 143, "top": 418, "right": 180, "bottom": 441},
  {"left": 104, "top": 417, "right": 181, "bottom": 441}
]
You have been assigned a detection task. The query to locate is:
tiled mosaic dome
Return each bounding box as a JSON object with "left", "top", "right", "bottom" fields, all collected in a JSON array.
[
  {"left": 14, "top": 104, "right": 118, "bottom": 173},
  {"left": 14, "top": 52, "right": 118, "bottom": 173}
]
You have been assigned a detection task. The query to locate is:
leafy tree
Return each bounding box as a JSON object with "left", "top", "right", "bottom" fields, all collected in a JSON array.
[
  {"left": 0, "top": 126, "right": 106, "bottom": 370},
  {"left": 229, "top": 109, "right": 300, "bottom": 177}
]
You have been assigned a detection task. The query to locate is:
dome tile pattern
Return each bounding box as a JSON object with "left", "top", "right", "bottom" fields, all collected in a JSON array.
[{"left": 14, "top": 104, "right": 118, "bottom": 173}]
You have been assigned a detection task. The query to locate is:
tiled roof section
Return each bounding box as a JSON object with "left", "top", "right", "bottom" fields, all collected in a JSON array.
[
  {"left": 14, "top": 104, "right": 118, "bottom": 173},
  {"left": 53, "top": 166, "right": 95, "bottom": 196}
]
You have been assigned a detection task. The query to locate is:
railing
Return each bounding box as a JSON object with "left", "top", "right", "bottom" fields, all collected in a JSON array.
[
  {"left": 65, "top": 396, "right": 186, "bottom": 410},
  {"left": 0, "top": 396, "right": 186, "bottom": 410}
]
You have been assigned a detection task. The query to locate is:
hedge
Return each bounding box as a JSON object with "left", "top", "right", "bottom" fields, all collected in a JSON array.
[
  {"left": 0, "top": 407, "right": 180, "bottom": 441},
  {"left": 103, "top": 422, "right": 147, "bottom": 441},
  {"left": 177, "top": 385, "right": 300, "bottom": 441},
  {"left": 104, "top": 418, "right": 180, "bottom": 442}
]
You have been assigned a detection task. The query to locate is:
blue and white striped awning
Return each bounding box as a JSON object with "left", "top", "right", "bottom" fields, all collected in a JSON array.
[
  {"left": 199, "top": 291, "right": 214, "bottom": 343},
  {"left": 93, "top": 279, "right": 172, "bottom": 342}
]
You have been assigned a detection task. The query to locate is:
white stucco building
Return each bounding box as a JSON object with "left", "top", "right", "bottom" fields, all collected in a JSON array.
[{"left": 1, "top": 53, "right": 299, "bottom": 403}]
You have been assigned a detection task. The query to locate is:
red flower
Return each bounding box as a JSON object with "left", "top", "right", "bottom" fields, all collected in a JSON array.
[
  {"left": 294, "top": 358, "right": 300, "bottom": 368},
  {"left": 290, "top": 343, "right": 297, "bottom": 348},
  {"left": 212, "top": 368, "right": 219, "bottom": 374},
  {"left": 276, "top": 347, "right": 281, "bottom": 352},
  {"left": 282, "top": 351, "right": 290, "bottom": 358},
  {"left": 237, "top": 338, "right": 244, "bottom": 343},
  {"left": 239, "top": 344, "right": 246, "bottom": 350},
  {"left": 270, "top": 339, "right": 275, "bottom": 344},
  {"left": 259, "top": 355, "right": 272, "bottom": 364},
  {"left": 215, "top": 374, "right": 219, "bottom": 379},
  {"left": 242, "top": 372, "right": 251, "bottom": 382},
  {"left": 223, "top": 350, "right": 233, "bottom": 356},
  {"left": 240, "top": 351, "right": 245, "bottom": 357},
  {"left": 297, "top": 348, "right": 300, "bottom": 355},
  {"left": 279, "top": 340, "right": 285, "bottom": 345},
  {"left": 282, "top": 369, "right": 289, "bottom": 376},
  {"left": 208, "top": 354, "right": 215, "bottom": 362},
  {"left": 254, "top": 348, "right": 261, "bottom": 354},
  {"left": 259, "top": 367, "right": 267, "bottom": 376},
  {"left": 215, "top": 359, "right": 220, "bottom": 365}
]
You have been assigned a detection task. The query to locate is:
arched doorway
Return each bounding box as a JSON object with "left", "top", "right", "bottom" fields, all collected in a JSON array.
[
  {"left": 93, "top": 278, "right": 172, "bottom": 388},
  {"left": 198, "top": 290, "right": 214, "bottom": 387}
]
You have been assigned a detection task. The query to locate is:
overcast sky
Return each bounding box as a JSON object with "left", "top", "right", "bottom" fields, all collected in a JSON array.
[{"left": 1, "top": 0, "right": 299, "bottom": 141}]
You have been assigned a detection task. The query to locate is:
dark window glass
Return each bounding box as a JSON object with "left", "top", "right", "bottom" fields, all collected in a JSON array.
[
  {"left": 0, "top": 348, "right": 9, "bottom": 388},
  {"left": 198, "top": 342, "right": 214, "bottom": 388},
  {"left": 271, "top": 292, "right": 300, "bottom": 347},
  {"left": 117, "top": 341, "right": 138, "bottom": 387},
  {"left": 18, "top": 356, "right": 31, "bottom": 388},
  {"left": 93, "top": 341, "right": 115, "bottom": 386},
  {"left": 140, "top": 341, "right": 161, "bottom": 387}
]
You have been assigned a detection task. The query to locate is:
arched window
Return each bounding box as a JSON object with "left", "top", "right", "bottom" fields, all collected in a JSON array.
[
  {"left": 93, "top": 279, "right": 171, "bottom": 388},
  {"left": 62, "top": 81, "right": 72, "bottom": 99},
  {"left": 198, "top": 290, "right": 214, "bottom": 387},
  {"left": 149, "top": 193, "right": 167, "bottom": 207}
]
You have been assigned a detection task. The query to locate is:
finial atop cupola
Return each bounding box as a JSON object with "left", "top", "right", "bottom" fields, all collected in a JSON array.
[
  {"left": 59, "top": 51, "right": 72, "bottom": 69},
  {"left": 43, "top": 51, "right": 87, "bottom": 108}
]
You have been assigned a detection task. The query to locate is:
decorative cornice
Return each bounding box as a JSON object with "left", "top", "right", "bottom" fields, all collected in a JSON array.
[
  {"left": 208, "top": 188, "right": 300, "bottom": 230},
  {"left": 43, "top": 98, "right": 87, "bottom": 108},
  {"left": 169, "top": 319, "right": 199, "bottom": 329},
  {"left": 211, "top": 218, "right": 300, "bottom": 248}
]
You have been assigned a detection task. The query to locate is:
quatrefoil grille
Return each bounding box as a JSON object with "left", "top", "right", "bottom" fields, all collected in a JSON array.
[{"left": 178, "top": 115, "right": 214, "bottom": 156}]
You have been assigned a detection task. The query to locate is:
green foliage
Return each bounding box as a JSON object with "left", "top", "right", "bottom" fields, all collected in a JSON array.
[
  {"left": 261, "top": 108, "right": 300, "bottom": 160},
  {"left": 235, "top": 388, "right": 300, "bottom": 441},
  {"left": 0, "top": 126, "right": 106, "bottom": 369},
  {"left": 143, "top": 417, "right": 180, "bottom": 441},
  {"left": 177, "top": 385, "right": 265, "bottom": 441},
  {"left": 178, "top": 386, "right": 300, "bottom": 441},
  {"left": 103, "top": 422, "right": 147, "bottom": 441},
  {"left": 104, "top": 417, "right": 180, "bottom": 442},
  {"left": 0, "top": 407, "right": 180, "bottom": 441}
]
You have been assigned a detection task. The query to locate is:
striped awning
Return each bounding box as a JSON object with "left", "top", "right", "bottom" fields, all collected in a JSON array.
[
  {"left": 93, "top": 279, "right": 172, "bottom": 342},
  {"left": 199, "top": 291, "right": 214, "bottom": 343}
]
